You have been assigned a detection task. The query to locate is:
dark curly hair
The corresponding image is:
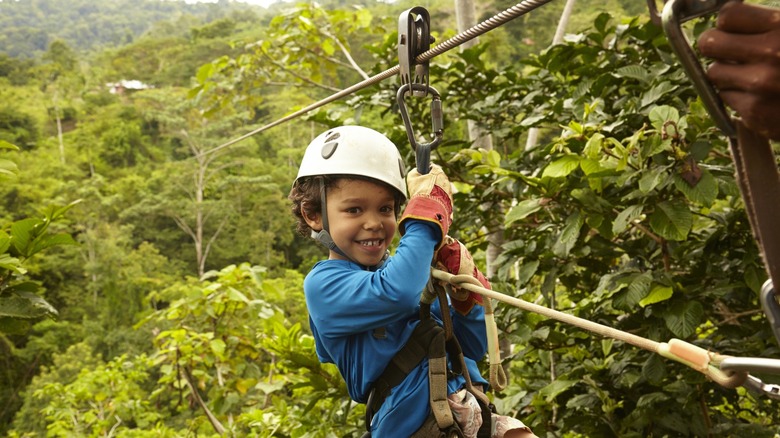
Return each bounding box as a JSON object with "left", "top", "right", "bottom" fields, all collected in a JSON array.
[{"left": 289, "top": 175, "right": 403, "bottom": 237}]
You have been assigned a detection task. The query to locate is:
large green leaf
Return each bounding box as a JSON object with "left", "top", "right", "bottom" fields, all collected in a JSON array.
[
  {"left": 31, "top": 233, "right": 78, "bottom": 256},
  {"left": 649, "top": 201, "right": 692, "bottom": 241},
  {"left": 626, "top": 272, "right": 652, "bottom": 306},
  {"left": 638, "top": 165, "right": 671, "bottom": 194},
  {"left": 612, "top": 205, "right": 644, "bottom": 235},
  {"left": 538, "top": 379, "right": 579, "bottom": 403},
  {"left": 0, "top": 158, "right": 18, "bottom": 176},
  {"left": 0, "top": 140, "right": 20, "bottom": 151},
  {"left": 0, "top": 293, "right": 58, "bottom": 319},
  {"left": 542, "top": 155, "right": 581, "bottom": 178},
  {"left": 639, "top": 285, "right": 674, "bottom": 307},
  {"left": 663, "top": 300, "right": 703, "bottom": 338},
  {"left": 505, "top": 198, "right": 544, "bottom": 225},
  {"left": 553, "top": 211, "right": 583, "bottom": 258},
  {"left": 673, "top": 169, "right": 718, "bottom": 207}
]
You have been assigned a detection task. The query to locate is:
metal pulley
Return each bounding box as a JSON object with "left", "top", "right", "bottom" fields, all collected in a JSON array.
[
  {"left": 398, "top": 6, "right": 434, "bottom": 96},
  {"left": 398, "top": 6, "right": 442, "bottom": 175}
]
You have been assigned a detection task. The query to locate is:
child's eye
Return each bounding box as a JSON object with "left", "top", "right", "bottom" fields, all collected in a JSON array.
[
  {"left": 380, "top": 206, "right": 394, "bottom": 214},
  {"left": 345, "top": 207, "right": 361, "bottom": 214}
]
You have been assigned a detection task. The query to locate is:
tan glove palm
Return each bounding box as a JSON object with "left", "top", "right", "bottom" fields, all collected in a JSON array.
[{"left": 399, "top": 164, "right": 454, "bottom": 246}]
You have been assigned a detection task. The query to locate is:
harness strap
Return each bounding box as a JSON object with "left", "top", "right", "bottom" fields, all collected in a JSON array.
[{"left": 367, "top": 317, "right": 442, "bottom": 420}]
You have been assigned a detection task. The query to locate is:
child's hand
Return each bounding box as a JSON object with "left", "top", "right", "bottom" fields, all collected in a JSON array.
[
  {"left": 435, "top": 236, "right": 487, "bottom": 315},
  {"left": 399, "top": 164, "right": 453, "bottom": 246},
  {"left": 697, "top": 2, "right": 780, "bottom": 140}
]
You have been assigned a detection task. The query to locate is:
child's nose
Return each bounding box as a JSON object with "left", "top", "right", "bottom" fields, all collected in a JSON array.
[{"left": 364, "top": 212, "right": 383, "bottom": 230}]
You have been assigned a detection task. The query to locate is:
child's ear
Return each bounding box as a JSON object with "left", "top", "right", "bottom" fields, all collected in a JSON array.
[{"left": 302, "top": 207, "right": 323, "bottom": 231}]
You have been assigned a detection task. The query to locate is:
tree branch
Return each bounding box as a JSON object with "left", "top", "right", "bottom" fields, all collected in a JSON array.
[
  {"left": 318, "top": 29, "right": 369, "bottom": 80},
  {"left": 183, "top": 366, "right": 225, "bottom": 435},
  {"left": 261, "top": 51, "right": 341, "bottom": 93}
]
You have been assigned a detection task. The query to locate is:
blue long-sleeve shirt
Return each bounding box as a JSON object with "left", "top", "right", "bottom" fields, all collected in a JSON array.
[{"left": 304, "top": 221, "right": 488, "bottom": 437}]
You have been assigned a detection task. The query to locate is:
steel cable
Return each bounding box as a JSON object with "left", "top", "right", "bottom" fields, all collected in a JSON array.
[{"left": 199, "top": 0, "right": 556, "bottom": 158}]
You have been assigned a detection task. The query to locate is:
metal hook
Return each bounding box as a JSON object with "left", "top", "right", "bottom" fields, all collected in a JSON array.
[
  {"left": 647, "top": 0, "right": 663, "bottom": 26},
  {"left": 742, "top": 375, "right": 780, "bottom": 400},
  {"left": 397, "top": 83, "right": 443, "bottom": 175},
  {"left": 661, "top": 0, "right": 737, "bottom": 138},
  {"left": 719, "top": 356, "right": 780, "bottom": 400},
  {"left": 759, "top": 280, "right": 780, "bottom": 347},
  {"left": 398, "top": 7, "right": 434, "bottom": 97}
]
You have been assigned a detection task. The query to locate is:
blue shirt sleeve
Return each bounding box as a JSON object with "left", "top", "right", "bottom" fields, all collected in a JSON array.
[{"left": 304, "top": 221, "right": 440, "bottom": 338}]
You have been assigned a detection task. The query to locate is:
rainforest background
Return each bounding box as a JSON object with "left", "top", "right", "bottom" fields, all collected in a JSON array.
[{"left": 1, "top": 0, "right": 780, "bottom": 436}]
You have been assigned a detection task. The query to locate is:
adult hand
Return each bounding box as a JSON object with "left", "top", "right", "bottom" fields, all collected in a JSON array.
[{"left": 697, "top": 2, "right": 780, "bottom": 140}]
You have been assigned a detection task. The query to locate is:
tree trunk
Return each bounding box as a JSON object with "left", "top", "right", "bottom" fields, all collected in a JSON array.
[
  {"left": 53, "top": 92, "right": 65, "bottom": 164},
  {"left": 525, "top": 0, "right": 577, "bottom": 151}
]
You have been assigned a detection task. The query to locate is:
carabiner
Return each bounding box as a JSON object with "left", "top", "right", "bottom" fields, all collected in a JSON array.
[
  {"left": 719, "top": 356, "right": 780, "bottom": 376},
  {"left": 759, "top": 280, "right": 780, "bottom": 346},
  {"left": 742, "top": 375, "right": 780, "bottom": 400},
  {"left": 661, "top": 0, "right": 737, "bottom": 138},
  {"left": 397, "top": 83, "right": 443, "bottom": 175}
]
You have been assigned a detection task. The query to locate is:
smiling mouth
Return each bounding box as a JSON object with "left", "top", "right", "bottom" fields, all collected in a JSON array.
[{"left": 359, "top": 239, "right": 383, "bottom": 247}]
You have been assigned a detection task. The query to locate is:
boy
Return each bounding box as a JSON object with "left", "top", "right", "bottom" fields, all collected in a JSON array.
[{"left": 289, "top": 125, "right": 535, "bottom": 437}]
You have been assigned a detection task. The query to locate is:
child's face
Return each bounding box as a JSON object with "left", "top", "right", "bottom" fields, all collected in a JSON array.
[{"left": 321, "top": 178, "right": 398, "bottom": 266}]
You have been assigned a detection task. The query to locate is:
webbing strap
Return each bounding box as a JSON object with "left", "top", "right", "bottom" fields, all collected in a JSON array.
[
  {"left": 428, "top": 328, "right": 455, "bottom": 429},
  {"left": 368, "top": 318, "right": 441, "bottom": 416},
  {"left": 731, "top": 123, "right": 780, "bottom": 294}
]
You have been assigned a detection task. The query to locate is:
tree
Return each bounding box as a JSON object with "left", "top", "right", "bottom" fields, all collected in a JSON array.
[
  {"left": 191, "top": 3, "right": 388, "bottom": 118},
  {"left": 437, "top": 14, "right": 780, "bottom": 436}
]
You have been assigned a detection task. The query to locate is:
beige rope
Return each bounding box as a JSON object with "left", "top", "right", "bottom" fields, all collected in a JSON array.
[{"left": 431, "top": 268, "right": 749, "bottom": 390}]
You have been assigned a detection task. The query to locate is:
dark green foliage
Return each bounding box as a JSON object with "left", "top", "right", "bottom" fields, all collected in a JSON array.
[
  {"left": 0, "top": 0, "right": 263, "bottom": 58},
  {"left": 2, "top": 1, "right": 780, "bottom": 437},
  {"left": 0, "top": 109, "right": 39, "bottom": 149},
  {"left": 430, "top": 14, "right": 780, "bottom": 437}
]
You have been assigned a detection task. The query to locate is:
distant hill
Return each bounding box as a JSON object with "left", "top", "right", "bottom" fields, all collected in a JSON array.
[{"left": 0, "top": 0, "right": 267, "bottom": 58}]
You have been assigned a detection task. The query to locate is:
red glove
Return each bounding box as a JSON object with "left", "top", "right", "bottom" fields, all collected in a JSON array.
[
  {"left": 697, "top": 2, "right": 780, "bottom": 141},
  {"left": 399, "top": 164, "right": 453, "bottom": 247},
  {"left": 435, "top": 236, "right": 488, "bottom": 315}
]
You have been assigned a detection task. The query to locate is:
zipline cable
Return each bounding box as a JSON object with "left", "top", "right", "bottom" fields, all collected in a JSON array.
[{"left": 198, "top": 0, "right": 556, "bottom": 158}]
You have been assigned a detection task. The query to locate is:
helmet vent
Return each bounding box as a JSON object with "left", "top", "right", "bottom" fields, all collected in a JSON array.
[
  {"left": 321, "top": 141, "right": 338, "bottom": 159},
  {"left": 325, "top": 132, "right": 340, "bottom": 142}
]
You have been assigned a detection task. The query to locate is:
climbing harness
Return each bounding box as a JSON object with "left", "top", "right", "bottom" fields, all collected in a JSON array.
[
  {"left": 362, "top": 7, "right": 509, "bottom": 437},
  {"left": 288, "top": 0, "right": 780, "bottom": 432},
  {"left": 656, "top": 0, "right": 780, "bottom": 397}
]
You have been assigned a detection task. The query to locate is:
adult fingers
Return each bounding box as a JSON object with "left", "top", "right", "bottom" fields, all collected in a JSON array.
[
  {"left": 716, "top": 2, "right": 780, "bottom": 34},
  {"left": 707, "top": 62, "right": 780, "bottom": 94},
  {"left": 698, "top": 28, "right": 780, "bottom": 63},
  {"left": 720, "top": 90, "right": 780, "bottom": 140}
]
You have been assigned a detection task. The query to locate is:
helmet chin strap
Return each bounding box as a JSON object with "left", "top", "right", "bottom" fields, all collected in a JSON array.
[{"left": 312, "top": 177, "right": 387, "bottom": 271}]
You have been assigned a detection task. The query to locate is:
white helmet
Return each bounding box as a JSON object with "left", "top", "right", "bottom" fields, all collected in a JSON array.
[{"left": 295, "top": 125, "right": 407, "bottom": 200}]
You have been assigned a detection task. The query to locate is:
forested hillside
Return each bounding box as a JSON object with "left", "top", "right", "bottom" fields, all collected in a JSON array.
[
  {"left": 2, "top": 0, "right": 779, "bottom": 436},
  {"left": 0, "top": 0, "right": 273, "bottom": 58}
]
